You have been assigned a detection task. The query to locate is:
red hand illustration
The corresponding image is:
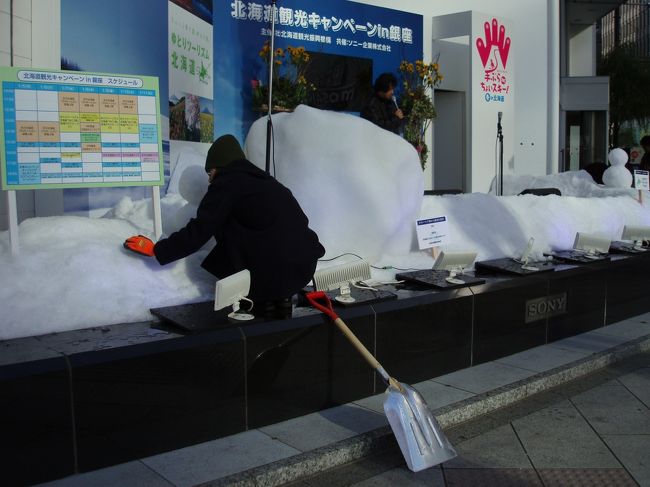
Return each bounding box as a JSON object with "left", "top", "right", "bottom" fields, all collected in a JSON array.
[{"left": 476, "top": 18, "right": 511, "bottom": 69}]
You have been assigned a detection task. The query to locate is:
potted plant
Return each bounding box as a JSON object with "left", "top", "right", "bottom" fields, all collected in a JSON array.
[
  {"left": 398, "top": 59, "right": 443, "bottom": 170},
  {"left": 252, "top": 41, "right": 315, "bottom": 113}
]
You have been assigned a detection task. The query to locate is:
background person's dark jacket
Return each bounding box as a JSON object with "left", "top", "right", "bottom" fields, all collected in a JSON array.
[
  {"left": 641, "top": 152, "right": 650, "bottom": 172},
  {"left": 154, "top": 159, "right": 325, "bottom": 301},
  {"left": 360, "top": 94, "right": 402, "bottom": 134}
]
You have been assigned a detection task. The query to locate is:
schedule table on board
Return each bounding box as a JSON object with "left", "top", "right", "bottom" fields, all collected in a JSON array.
[{"left": 0, "top": 68, "right": 164, "bottom": 189}]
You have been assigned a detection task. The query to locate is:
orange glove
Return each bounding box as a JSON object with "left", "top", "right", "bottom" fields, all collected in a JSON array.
[{"left": 123, "top": 235, "right": 155, "bottom": 257}]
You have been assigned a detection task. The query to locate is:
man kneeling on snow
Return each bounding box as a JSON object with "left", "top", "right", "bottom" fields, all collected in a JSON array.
[{"left": 124, "top": 134, "right": 325, "bottom": 313}]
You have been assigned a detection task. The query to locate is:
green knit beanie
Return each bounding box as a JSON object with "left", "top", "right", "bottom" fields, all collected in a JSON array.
[{"left": 205, "top": 135, "right": 245, "bottom": 172}]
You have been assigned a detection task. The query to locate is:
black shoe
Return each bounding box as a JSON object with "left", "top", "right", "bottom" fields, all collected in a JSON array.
[{"left": 258, "top": 297, "right": 293, "bottom": 319}]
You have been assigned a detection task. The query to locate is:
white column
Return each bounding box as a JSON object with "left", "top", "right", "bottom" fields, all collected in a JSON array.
[{"left": 548, "top": 0, "right": 560, "bottom": 174}]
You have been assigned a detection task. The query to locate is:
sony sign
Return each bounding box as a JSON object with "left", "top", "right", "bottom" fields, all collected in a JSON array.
[{"left": 525, "top": 293, "right": 568, "bottom": 323}]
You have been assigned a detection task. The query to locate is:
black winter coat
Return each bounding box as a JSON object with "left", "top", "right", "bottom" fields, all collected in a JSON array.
[{"left": 154, "top": 159, "right": 325, "bottom": 301}]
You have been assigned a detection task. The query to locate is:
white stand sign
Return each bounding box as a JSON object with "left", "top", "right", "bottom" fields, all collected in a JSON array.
[
  {"left": 152, "top": 186, "right": 163, "bottom": 240},
  {"left": 634, "top": 170, "right": 649, "bottom": 191},
  {"left": 416, "top": 216, "right": 450, "bottom": 250},
  {"left": 634, "top": 170, "right": 649, "bottom": 205},
  {"left": 7, "top": 190, "right": 19, "bottom": 256}
]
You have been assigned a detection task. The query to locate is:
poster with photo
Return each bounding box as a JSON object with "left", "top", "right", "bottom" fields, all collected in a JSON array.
[{"left": 168, "top": 0, "right": 214, "bottom": 145}]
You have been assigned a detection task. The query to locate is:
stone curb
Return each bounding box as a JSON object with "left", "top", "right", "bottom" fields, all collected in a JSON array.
[{"left": 198, "top": 334, "right": 650, "bottom": 487}]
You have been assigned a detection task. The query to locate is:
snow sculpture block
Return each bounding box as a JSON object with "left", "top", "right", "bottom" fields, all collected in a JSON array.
[{"left": 244, "top": 105, "right": 424, "bottom": 260}]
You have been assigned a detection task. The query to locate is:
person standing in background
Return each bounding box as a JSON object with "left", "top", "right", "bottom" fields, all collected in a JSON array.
[
  {"left": 360, "top": 73, "right": 404, "bottom": 135},
  {"left": 639, "top": 135, "right": 650, "bottom": 171}
]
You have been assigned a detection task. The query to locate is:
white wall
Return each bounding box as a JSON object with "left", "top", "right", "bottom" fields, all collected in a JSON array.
[
  {"left": 0, "top": 0, "right": 63, "bottom": 230},
  {"left": 353, "top": 0, "right": 556, "bottom": 187},
  {"left": 0, "top": 0, "right": 36, "bottom": 229}
]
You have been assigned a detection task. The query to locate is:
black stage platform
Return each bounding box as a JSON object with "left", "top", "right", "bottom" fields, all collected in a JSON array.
[
  {"left": 3, "top": 252, "right": 650, "bottom": 485},
  {"left": 475, "top": 257, "right": 558, "bottom": 276},
  {"left": 547, "top": 249, "right": 611, "bottom": 264}
]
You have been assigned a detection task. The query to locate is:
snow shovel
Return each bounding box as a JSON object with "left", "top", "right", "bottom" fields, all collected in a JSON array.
[{"left": 305, "top": 291, "right": 457, "bottom": 472}]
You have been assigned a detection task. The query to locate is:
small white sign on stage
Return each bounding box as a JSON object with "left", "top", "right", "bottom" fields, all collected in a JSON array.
[
  {"left": 634, "top": 170, "right": 650, "bottom": 191},
  {"left": 416, "top": 216, "right": 450, "bottom": 250}
]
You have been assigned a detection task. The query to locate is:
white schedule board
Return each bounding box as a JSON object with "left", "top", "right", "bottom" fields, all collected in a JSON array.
[{"left": 0, "top": 67, "right": 164, "bottom": 190}]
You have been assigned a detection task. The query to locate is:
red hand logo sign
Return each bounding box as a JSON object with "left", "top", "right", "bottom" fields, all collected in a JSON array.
[{"left": 476, "top": 18, "right": 511, "bottom": 70}]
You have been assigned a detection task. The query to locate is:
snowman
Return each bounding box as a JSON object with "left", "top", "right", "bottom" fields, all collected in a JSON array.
[{"left": 602, "top": 148, "right": 633, "bottom": 188}]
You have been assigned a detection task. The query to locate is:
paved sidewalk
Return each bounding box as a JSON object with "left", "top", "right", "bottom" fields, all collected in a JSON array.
[
  {"left": 38, "top": 316, "right": 650, "bottom": 487},
  {"left": 295, "top": 351, "right": 650, "bottom": 487}
]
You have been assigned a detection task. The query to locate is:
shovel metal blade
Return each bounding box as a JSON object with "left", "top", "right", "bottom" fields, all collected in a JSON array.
[{"left": 383, "top": 382, "right": 457, "bottom": 472}]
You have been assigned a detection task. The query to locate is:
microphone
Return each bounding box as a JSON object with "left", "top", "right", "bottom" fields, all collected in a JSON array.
[
  {"left": 497, "top": 111, "right": 502, "bottom": 128},
  {"left": 392, "top": 95, "right": 400, "bottom": 110}
]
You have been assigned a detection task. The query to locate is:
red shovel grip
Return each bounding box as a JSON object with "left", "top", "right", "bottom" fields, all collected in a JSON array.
[{"left": 305, "top": 291, "right": 339, "bottom": 321}]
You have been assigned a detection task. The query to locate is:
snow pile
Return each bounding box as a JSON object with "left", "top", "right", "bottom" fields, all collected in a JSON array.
[
  {"left": 412, "top": 193, "right": 650, "bottom": 263},
  {"left": 495, "top": 170, "right": 641, "bottom": 198},
  {"left": 3, "top": 187, "right": 650, "bottom": 341},
  {"left": 0, "top": 196, "right": 215, "bottom": 341},
  {"left": 244, "top": 105, "right": 424, "bottom": 261},
  {"left": 3, "top": 107, "right": 650, "bottom": 341}
]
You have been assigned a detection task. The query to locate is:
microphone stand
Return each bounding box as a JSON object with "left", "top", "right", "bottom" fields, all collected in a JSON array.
[
  {"left": 265, "top": 0, "right": 277, "bottom": 175},
  {"left": 497, "top": 115, "right": 504, "bottom": 196}
]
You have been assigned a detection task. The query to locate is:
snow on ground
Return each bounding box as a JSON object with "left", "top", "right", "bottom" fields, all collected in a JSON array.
[
  {"left": 3, "top": 185, "right": 650, "bottom": 341},
  {"left": 2, "top": 108, "right": 650, "bottom": 340},
  {"left": 0, "top": 193, "right": 215, "bottom": 341},
  {"left": 494, "top": 170, "right": 641, "bottom": 198}
]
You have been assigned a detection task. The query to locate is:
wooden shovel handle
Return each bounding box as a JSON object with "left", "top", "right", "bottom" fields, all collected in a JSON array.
[
  {"left": 332, "top": 317, "right": 380, "bottom": 370},
  {"left": 306, "top": 291, "right": 400, "bottom": 389}
]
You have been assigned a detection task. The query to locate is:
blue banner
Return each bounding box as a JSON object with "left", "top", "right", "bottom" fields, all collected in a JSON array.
[
  {"left": 214, "top": 0, "right": 423, "bottom": 142},
  {"left": 60, "top": 0, "right": 422, "bottom": 210}
]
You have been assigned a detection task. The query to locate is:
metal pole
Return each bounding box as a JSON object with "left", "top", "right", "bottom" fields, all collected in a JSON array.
[
  {"left": 7, "top": 0, "right": 19, "bottom": 255},
  {"left": 499, "top": 130, "right": 504, "bottom": 196},
  {"left": 497, "top": 112, "right": 504, "bottom": 196},
  {"left": 265, "top": 0, "right": 277, "bottom": 175}
]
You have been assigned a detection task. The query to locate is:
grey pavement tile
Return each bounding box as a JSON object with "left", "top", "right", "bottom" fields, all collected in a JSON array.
[
  {"left": 444, "top": 468, "right": 543, "bottom": 486},
  {"left": 623, "top": 311, "right": 650, "bottom": 324},
  {"left": 354, "top": 392, "right": 385, "bottom": 414},
  {"left": 602, "top": 435, "right": 650, "bottom": 487},
  {"left": 141, "top": 430, "right": 300, "bottom": 487},
  {"left": 260, "top": 404, "right": 388, "bottom": 452},
  {"left": 547, "top": 332, "right": 629, "bottom": 354},
  {"left": 618, "top": 366, "right": 650, "bottom": 408},
  {"left": 303, "top": 447, "right": 405, "bottom": 487},
  {"left": 496, "top": 344, "right": 590, "bottom": 372},
  {"left": 512, "top": 400, "right": 621, "bottom": 469},
  {"left": 595, "top": 319, "right": 650, "bottom": 340},
  {"left": 36, "top": 461, "right": 173, "bottom": 487},
  {"left": 537, "top": 468, "right": 638, "bottom": 487},
  {"left": 432, "top": 361, "right": 535, "bottom": 394},
  {"left": 350, "top": 465, "right": 444, "bottom": 486},
  {"left": 571, "top": 383, "right": 650, "bottom": 435},
  {"left": 355, "top": 381, "right": 474, "bottom": 414},
  {"left": 445, "top": 424, "right": 532, "bottom": 469}
]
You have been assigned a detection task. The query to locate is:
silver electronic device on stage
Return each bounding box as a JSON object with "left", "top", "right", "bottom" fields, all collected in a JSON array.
[
  {"left": 313, "top": 260, "right": 372, "bottom": 304},
  {"left": 620, "top": 225, "right": 650, "bottom": 250},
  {"left": 312, "top": 260, "right": 396, "bottom": 306},
  {"left": 573, "top": 232, "right": 611, "bottom": 259},
  {"left": 434, "top": 251, "right": 478, "bottom": 285},
  {"left": 514, "top": 237, "right": 540, "bottom": 271},
  {"left": 397, "top": 251, "right": 485, "bottom": 289},
  {"left": 214, "top": 269, "right": 255, "bottom": 321}
]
